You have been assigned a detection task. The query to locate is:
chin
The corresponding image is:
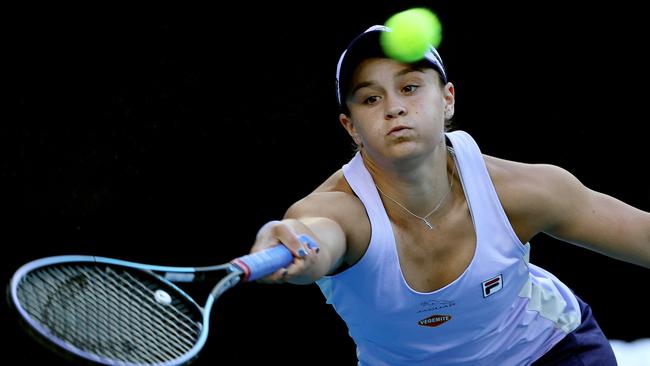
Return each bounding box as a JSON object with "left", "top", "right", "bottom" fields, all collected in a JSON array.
[{"left": 388, "top": 142, "right": 427, "bottom": 160}]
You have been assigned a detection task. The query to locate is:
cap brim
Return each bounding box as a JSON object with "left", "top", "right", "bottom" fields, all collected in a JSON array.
[{"left": 336, "top": 25, "right": 447, "bottom": 107}]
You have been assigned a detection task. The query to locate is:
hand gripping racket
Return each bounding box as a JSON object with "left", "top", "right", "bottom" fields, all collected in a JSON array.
[{"left": 8, "top": 235, "right": 318, "bottom": 365}]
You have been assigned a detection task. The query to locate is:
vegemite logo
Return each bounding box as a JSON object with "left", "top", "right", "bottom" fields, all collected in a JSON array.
[{"left": 417, "top": 314, "right": 452, "bottom": 327}]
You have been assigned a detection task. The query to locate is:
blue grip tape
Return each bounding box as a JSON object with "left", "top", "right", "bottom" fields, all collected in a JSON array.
[{"left": 234, "top": 235, "right": 318, "bottom": 281}]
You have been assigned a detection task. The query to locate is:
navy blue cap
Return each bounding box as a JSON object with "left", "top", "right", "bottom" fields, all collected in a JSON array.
[{"left": 336, "top": 25, "right": 448, "bottom": 108}]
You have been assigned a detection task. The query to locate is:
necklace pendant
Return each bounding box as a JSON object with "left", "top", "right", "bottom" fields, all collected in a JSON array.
[{"left": 422, "top": 219, "right": 433, "bottom": 230}]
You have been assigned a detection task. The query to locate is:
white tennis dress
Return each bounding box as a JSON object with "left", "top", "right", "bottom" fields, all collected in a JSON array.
[{"left": 316, "top": 130, "right": 581, "bottom": 366}]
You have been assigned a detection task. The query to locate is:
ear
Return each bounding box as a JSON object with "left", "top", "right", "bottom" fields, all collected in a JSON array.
[
  {"left": 339, "top": 113, "right": 357, "bottom": 139},
  {"left": 443, "top": 82, "right": 456, "bottom": 118},
  {"left": 339, "top": 113, "right": 363, "bottom": 147}
]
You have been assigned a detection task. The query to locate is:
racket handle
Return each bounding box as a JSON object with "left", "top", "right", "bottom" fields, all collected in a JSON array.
[{"left": 231, "top": 235, "right": 319, "bottom": 281}]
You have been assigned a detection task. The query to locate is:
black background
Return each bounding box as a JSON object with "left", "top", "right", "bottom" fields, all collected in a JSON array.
[{"left": 3, "top": 1, "right": 649, "bottom": 364}]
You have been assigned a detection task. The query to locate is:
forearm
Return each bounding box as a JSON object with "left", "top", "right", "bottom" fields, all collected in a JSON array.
[
  {"left": 612, "top": 211, "right": 650, "bottom": 269},
  {"left": 549, "top": 192, "right": 650, "bottom": 269}
]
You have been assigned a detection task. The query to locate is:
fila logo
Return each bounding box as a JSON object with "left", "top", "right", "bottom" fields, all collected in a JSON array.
[
  {"left": 482, "top": 274, "right": 503, "bottom": 298},
  {"left": 417, "top": 314, "right": 452, "bottom": 327}
]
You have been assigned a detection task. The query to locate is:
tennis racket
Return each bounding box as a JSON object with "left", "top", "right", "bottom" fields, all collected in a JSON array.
[{"left": 8, "top": 235, "right": 318, "bottom": 365}]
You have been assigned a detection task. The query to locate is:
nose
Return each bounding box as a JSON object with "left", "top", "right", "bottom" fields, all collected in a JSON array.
[{"left": 385, "top": 100, "right": 406, "bottom": 119}]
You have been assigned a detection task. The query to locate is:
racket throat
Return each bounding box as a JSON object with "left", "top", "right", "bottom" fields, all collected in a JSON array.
[{"left": 210, "top": 270, "right": 242, "bottom": 299}]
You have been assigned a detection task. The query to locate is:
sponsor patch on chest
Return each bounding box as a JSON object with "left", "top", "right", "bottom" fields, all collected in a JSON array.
[
  {"left": 417, "top": 314, "right": 452, "bottom": 327},
  {"left": 481, "top": 274, "right": 503, "bottom": 298}
]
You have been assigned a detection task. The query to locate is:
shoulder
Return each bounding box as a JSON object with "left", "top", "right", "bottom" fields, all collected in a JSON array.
[
  {"left": 286, "top": 168, "right": 369, "bottom": 232},
  {"left": 483, "top": 155, "right": 585, "bottom": 242},
  {"left": 484, "top": 155, "right": 577, "bottom": 192}
]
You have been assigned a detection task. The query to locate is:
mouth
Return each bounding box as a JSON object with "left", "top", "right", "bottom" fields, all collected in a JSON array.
[{"left": 387, "top": 126, "right": 411, "bottom": 135}]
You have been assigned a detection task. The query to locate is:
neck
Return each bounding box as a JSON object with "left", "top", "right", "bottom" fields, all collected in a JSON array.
[{"left": 369, "top": 144, "right": 455, "bottom": 221}]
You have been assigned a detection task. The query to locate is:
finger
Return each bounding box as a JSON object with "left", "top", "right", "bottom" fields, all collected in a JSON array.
[
  {"left": 255, "top": 220, "right": 282, "bottom": 242},
  {"left": 250, "top": 221, "right": 283, "bottom": 253},
  {"left": 283, "top": 253, "right": 318, "bottom": 278},
  {"left": 270, "top": 224, "right": 309, "bottom": 258},
  {"left": 256, "top": 267, "right": 289, "bottom": 284},
  {"left": 298, "top": 234, "right": 320, "bottom": 254}
]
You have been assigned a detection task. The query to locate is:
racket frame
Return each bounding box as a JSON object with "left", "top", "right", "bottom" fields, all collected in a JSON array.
[
  {"left": 9, "top": 235, "right": 317, "bottom": 365},
  {"left": 9, "top": 255, "right": 241, "bottom": 366}
]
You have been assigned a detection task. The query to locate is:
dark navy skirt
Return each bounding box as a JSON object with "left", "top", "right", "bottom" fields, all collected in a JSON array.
[{"left": 532, "top": 295, "right": 617, "bottom": 365}]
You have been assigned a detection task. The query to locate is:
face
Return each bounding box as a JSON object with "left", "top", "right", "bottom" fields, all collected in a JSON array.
[{"left": 339, "top": 58, "right": 455, "bottom": 162}]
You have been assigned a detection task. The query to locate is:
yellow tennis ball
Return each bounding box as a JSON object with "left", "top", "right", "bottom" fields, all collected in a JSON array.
[{"left": 381, "top": 8, "right": 442, "bottom": 63}]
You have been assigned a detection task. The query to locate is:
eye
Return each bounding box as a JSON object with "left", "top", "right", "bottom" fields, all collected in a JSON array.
[
  {"left": 402, "top": 84, "right": 419, "bottom": 94},
  {"left": 363, "top": 95, "right": 381, "bottom": 105}
]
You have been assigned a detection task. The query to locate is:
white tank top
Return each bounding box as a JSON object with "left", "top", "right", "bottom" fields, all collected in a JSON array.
[{"left": 316, "top": 130, "right": 581, "bottom": 366}]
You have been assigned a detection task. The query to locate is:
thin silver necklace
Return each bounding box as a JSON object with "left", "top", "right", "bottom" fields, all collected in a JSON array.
[{"left": 375, "top": 149, "right": 456, "bottom": 230}]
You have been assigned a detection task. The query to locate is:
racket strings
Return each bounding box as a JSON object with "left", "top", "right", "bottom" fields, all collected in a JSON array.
[
  {"left": 21, "top": 266, "right": 182, "bottom": 364},
  {"left": 71, "top": 266, "right": 195, "bottom": 362},
  {"left": 17, "top": 264, "right": 204, "bottom": 364},
  {"left": 100, "top": 268, "right": 200, "bottom": 357},
  {"left": 23, "top": 265, "right": 199, "bottom": 363}
]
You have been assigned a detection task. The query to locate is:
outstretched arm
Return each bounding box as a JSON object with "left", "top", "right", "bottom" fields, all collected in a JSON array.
[
  {"left": 251, "top": 216, "right": 346, "bottom": 285},
  {"left": 540, "top": 164, "right": 650, "bottom": 268},
  {"left": 250, "top": 190, "right": 365, "bottom": 284},
  {"left": 493, "top": 156, "right": 650, "bottom": 268}
]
